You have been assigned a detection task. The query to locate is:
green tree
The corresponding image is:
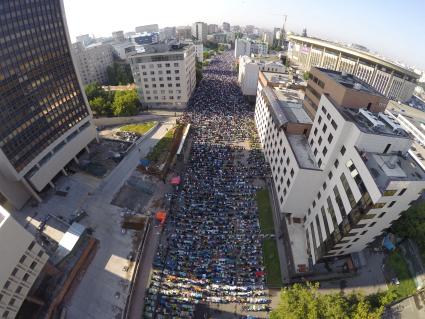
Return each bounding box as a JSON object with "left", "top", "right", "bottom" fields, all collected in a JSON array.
[
  {"left": 107, "top": 62, "right": 134, "bottom": 85},
  {"left": 85, "top": 82, "right": 104, "bottom": 101},
  {"left": 303, "top": 72, "right": 310, "bottom": 81},
  {"left": 90, "top": 96, "right": 106, "bottom": 116},
  {"left": 203, "top": 51, "right": 210, "bottom": 60},
  {"left": 112, "top": 90, "right": 140, "bottom": 116},
  {"left": 270, "top": 283, "right": 385, "bottom": 319}
]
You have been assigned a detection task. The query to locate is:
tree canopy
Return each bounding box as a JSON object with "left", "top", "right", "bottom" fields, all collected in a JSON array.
[
  {"left": 270, "top": 283, "right": 385, "bottom": 319},
  {"left": 106, "top": 62, "right": 134, "bottom": 85},
  {"left": 112, "top": 90, "right": 140, "bottom": 116}
]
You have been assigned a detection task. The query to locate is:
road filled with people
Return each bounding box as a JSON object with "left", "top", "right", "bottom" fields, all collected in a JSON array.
[{"left": 144, "top": 52, "right": 271, "bottom": 318}]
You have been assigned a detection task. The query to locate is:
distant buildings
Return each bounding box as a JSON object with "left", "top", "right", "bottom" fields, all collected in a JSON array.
[
  {"left": 130, "top": 32, "right": 159, "bottom": 45},
  {"left": 207, "top": 33, "right": 227, "bottom": 44},
  {"left": 222, "top": 22, "right": 231, "bottom": 32},
  {"left": 135, "top": 24, "right": 159, "bottom": 33},
  {"left": 73, "top": 42, "right": 114, "bottom": 85},
  {"left": 0, "top": 206, "right": 49, "bottom": 319},
  {"left": 176, "top": 26, "right": 192, "bottom": 40},
  {"left": 160, "top": 27, "right": 176, "bottom": 41},
  {"left": 255, "top": 66, "right": 425, "bottom": 272},
  {"left": 76, "top": 34, "right": 93, "bottom": 46},
  {"left": 128, "top": 43, "right": 196, "bottom": 109},
  {"left": 234, "top": 38, "right": 268, "bottom": 58},
  {"left": 0, "top": 0, "right": 97, "bottom": 209},
  {"left": 192, "top": 22, "right": 208, "bottom": 43},
  {"left": 111, "top": 42, "right": 136, "bottom": 60},
  {"left": 112, "top": 30, "right": 125, "bottom": 42},
  {"left": 238, "top": 56, "right": 285, "bottom": 96},
  {"left": 288, "top": 35, "right": 419, "bottom": 102},
  {"left": 262, "top": 32, "right": 274, "bottom": 47},
  {"left": 208, "top": 24, "right": 219, "bottom": 34}
]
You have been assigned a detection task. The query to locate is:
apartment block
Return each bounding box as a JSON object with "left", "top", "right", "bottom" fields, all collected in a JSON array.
[
  {"left": 73, "top": 42, "right": 114, "bottom": 85},
  {"left": 192, "top": 22, "right": 208, "bottom": 43},
  {"left": 0, "top": 207, "right": 49, "bottom": 319},
  {"left": 128, "top": 43, "right": 196, "bottom": 109},
  {"left": 235, "top": 38, "right": 268, "bottom": 58},
  {"left": 0, "top": 0, "right": 97, "bottom": 209},
  {"left": 255, "top": 67, "right": 425, "bottom": 272}
]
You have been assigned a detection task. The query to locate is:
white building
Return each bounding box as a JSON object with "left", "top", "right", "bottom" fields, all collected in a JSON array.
[
  {"left": 235, "top": 38, "right": 268, "bottom": 58},
  {"left": 263, "top": 32, "right": 274, "bottom": 46},
  {"left": 0, "top": 206, "right": 49, "bottom": 318},
  {"left": 222, "top": 22, "right": 230, "bottom": 32},
  {"left": 235, "top": 39, "right": 251, "bottom": 58},
  {"left": 73, "top": 42, "right": 114, "bottom": 85},
  {"left": 128, "top": 43, "right": 196, "bottom": 109},
  {"left": 255, "top": 67, "right": 425, "bottom": 271},
  {"left": 192, "top": 22, "right": 208, "bottom": 44},
  {"left": 238, "top": 56, "right": 285, "bottom": 96}
]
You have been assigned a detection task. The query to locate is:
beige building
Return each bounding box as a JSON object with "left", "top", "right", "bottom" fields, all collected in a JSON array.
[
  {"left": 72, "top": 42, "right": 114, "bottom": 85},
  {"left": 288, "top": 35, "right": 419, "bottom": 103},
  {"left": 0, "top": 206, "right": 49, "bottom": 319},
  {"left": 128, "top": 43, "right": 196, "bottom": 109}
]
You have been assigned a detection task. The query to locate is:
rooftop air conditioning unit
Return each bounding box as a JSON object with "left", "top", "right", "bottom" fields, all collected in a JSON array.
[{"left": 354, "top": 83, "right": 362, "bottom": 90}]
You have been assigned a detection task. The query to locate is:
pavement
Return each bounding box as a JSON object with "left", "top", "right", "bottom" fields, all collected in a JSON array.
[{"left": 64, "top": 122, "right": 174, "bottom": 319}]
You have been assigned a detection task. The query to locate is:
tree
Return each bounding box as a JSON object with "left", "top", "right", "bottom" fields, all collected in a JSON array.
[
  {"left": 112, "top": 90, "right": 140, "bottom": 116},
  {"left": 106, "top": 62, "right": 134, "bottom": 85},
  {"left": 85, "top": 82, "right": 104, "bottom": 101},
  {"left": 270, "top": 282, "right": 385, "bottom": 319},
  {"left": 203, "top": 51, "right": 210, "bottom": 60},
  {"left": 303, "top": 72, "right": 310, "bottom": 81}
]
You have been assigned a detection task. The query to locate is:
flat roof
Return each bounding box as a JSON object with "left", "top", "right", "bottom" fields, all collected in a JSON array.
[
  {"left": 387, "top": 100, "right": 425, "bottom": 125},
  {"left": 316, "top": 68, "right": 383, "bottom": 97},
  {"left": 287, "top": 134, "right": 320, "bottom": 170},
  {"left": 289, "top": 35, "right": 419, "bottom": 80},
  {"left": 128, "top": 43, "right": 190, "bottom": 56},
  {"left": 358, "top": 150, "right": 425, "bottom": 192},
  {"left": 325, "top": 95, "right": 410, "bottom": 139}
]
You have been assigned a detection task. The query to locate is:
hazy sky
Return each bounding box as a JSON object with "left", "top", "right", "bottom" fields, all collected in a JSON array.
[{"left": 63, "top": 0, "right": 425, "bottom": 69}]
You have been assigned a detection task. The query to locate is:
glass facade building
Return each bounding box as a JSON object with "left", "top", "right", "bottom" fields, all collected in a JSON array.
[{"left": 0, "top": 0, "right": 91, "bottom": 172}]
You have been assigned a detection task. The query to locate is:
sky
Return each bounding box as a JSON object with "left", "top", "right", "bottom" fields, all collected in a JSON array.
[{"left": 63, "top": 0, "right": 425, "bottom": 70}]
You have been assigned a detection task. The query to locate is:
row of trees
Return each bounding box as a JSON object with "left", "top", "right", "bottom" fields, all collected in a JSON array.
[
  {"left": 85, "top": 83, "right": 141, "bottom": 117},
  {"left": 271, "top": 282, "right": 398, "bottom": 319}
]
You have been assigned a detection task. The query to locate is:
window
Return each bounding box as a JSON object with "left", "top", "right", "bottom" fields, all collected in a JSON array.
[
  {"left": 369, "top": 222, "right": 376, "bottom": 227},
  {"left": 19, "top": 255, "right": 26, "bottom": 264},
  {"left": 398, "top": 188, "right": 407, "bottom": 196},
  {"left": 340, "top": 146, "right": 346, "bottom": 155},
  {"left": 321, "top": 106, "right": 327, "bottom": 114},
  {"left": 318, "top": 159, "right": 322, "bottom": 167},
  {"left": 11, "top": 268, "right": 18, "bottom": 276},
  {"left": 9, "top": 298, "right": 15, "bottom": 306},
  {"left": 30, "top": 261, "right": 37, "bottom": 270},
  {"left": 23, "top": 273, "right": 29, "bottom": 282},
  {"left": 378, "top": 211, "right": 386, "bottom": 218},
  {"left": 317, "top": 191, "right": 321, "bottom": 199},
  {"left": 3, "top": 281, "right": 10, "bottom": 289},
  {"left": 327, "top": 113, "right": 331, "bottom": 120},
  {"left": 383, "top": 189, "right": 397, "bottom": 196},
  {"left": 331, "top": 120, "right": 337, "bottom": 130},
  {"left": 290, "top": 169, "right": 294, "bottom": 177},
  {"left": 323, "top": 124, "right": 327, "bottom": 133},
  {"left": 28, "top": 241, "right": 35, "bottom": 251},
  {"left": 323, "top": 182, "right": 327, "bottom": 190},
  {"left": 314, "top": 128, "right": 318, "bottom": 136},
  {"left": 328, "top": 171, "right": 333, "bottom": 180},
  {"left": 318, "top": 137, "right": 322, "bottom": 145},
  {"left": 15, "top": 286, "right": 22, "bottom": 294},
  {"left": 328, "top": 134, "right": 333, "bottom": 143},
  {"left": 314, "top": 148, "right": 318, "bottom": 156},
  {"left": 318, "top": 116, "right": 322, "bottom": 124},
  {"left": 334, "top": 159, "right": 339, "bottom": 168},
  {"left": 372, "top": 202, "right": 386, "bottom": 209},
  {"left": 360, "top": 230, "right": 367, "bottom": 235},
  {"left": 388, "top": 201, "right": 396, "bottom": 208},
  {"left": 312, "top": 200, "right": 316, "bottom": 208},
  {"left": 383, "top": 143, "right": 391, "bottom": 154},
  {"left": 323, "top": 147, "right": 328, "bottom": 156}
]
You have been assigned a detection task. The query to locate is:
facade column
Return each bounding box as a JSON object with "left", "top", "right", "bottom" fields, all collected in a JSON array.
[
  {"left": 336, "top": 52, "right": 342, "bottom": 71},
  {"left": 370, "top": 64, "right": 378, "bottom": 86},
  {"left": 319, "top": 47, "right": 326, "bottom": 68},
  {"left": 21, "top": 178, "right": 42, "bottom": 203},
  {"left": 85, "top": 146, "right": 90, "bottom": 154},
  {"left": 49, "top": 181, "right": 55, "bottom": 189},
  {"left": 383, "top": 70, "right": 394, "bottom": 97},
  {"left": 61, "top": 168, "right": 68, "bottom": 176},
  {"left": 73, "top": 156, "right": 79, "bottom": 164},
  {"left": 353, "top": 58, "right": 360, "bottom": 76}
]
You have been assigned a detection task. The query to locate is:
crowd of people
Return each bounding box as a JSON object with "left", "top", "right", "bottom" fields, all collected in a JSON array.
[{"left": 144, "top": 52, "right": 271, "bottom": 318}]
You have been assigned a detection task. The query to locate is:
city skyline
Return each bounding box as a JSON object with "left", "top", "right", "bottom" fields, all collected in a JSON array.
[{"left": 63, "top": 0, "right": 425, "bottom": 70}]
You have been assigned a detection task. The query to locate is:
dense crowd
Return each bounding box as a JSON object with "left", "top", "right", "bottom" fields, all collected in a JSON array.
[{"left": 144, "top": 52, "right": 271, "bottom": 318}]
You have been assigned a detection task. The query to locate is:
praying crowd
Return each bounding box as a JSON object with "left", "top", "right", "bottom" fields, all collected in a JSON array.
[{"left": 144, "top": 52, "right": 272, "bottom": 318}]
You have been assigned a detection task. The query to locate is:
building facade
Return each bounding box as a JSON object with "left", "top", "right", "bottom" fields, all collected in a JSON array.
[
  {"left": 130, "top": 32, "right": 159, "bottom": 45},
  {"left": 160, "top": 27, "right": 176, "bottom": 41},
  {"left": 222, "top": 22, "right": 230, "bottom": 32},
  {"left": 235, "top": 38, "right": 268, "bottom": 58},
  {"left": 207, "top": 24, "right": 219, "bottom": 34},
  {"left": 191, "top": 22, "right": 208, "bottom": 43},
  {"left": 288, "top": 35, "right": 419, "bottom": 102},
  {"left": 0, "top": 0, "right": 97, "bottom": 209},
  {"left": 128, "top": 44, "right": 196, "bottom": 109},
  {"left": 135, "top": 24, "right": 159, "bottom": 33},
  {"left": 112, "top": 30, "right": 125, "bottom": 42},
  {"left": 73, "top": 42, "right": 114, "bottom": 85},
  {"left": 176, "top": 26, "right": 192, "bottom": 41},
  {"left": 0, "top": 206, "right": 49, "bottom": 319},
  {"left": 255, "top": 67, "right": 425, "bottom": 271}
]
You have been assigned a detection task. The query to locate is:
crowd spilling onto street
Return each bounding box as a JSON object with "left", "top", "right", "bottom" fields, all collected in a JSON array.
[{"left": 144, "top": 52, "right": 271, "bottom": 318}]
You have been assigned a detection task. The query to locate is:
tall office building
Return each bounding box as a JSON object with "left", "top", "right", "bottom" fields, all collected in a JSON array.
[
  {"left": 0, "top": 0, "right": 97, "bottom": 209},
  {"left": 0, "top": 206, "right": 49, "bottom": 319},
  {"left": 191, "top": 22, "right": 208, "bottom": 44},
  {"left": 222, "top": 22, "right": 231, "bottom": 32},
  {"left": 128, "top": 43, "right": 196, "bottom": 109},
  {"left": 255, "top": 67, "right": 425, "bottom": 272}
]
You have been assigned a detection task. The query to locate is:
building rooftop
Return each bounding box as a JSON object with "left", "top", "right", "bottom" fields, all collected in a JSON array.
[
  {"left": 287, "top": 134, "right": 320, "bottom": 170},
  {"left": 358, "top": 149, "right": 425, "bottom": 192},
  {"left": 325, "top": 95, "right": 410, "bottom": 139},
  {"left": 317, "top": 68, "right": 383, "bottom": 96},
  {"left": 128, "top": 43, "right": 190, "bottom": 56}
]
